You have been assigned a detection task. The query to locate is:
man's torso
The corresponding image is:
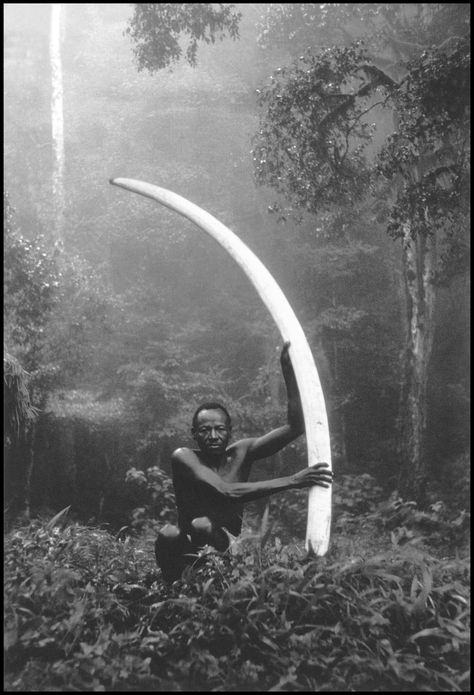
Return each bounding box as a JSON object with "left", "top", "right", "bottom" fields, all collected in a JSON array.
[{"left": 172, "top": 440, "right": 253, "bottom": 536}]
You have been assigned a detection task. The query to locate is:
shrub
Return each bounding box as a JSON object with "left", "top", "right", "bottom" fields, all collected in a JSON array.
[
  {"left": 374, "top": 495, "right": 471, "bottom": 553},
  {"left": 266, "top": 473, "right": 385, "bottom": 544},
  {"left": 124, "top": 466, "right": 177, "bottom": 534},
  {"left": 4, "top": 510, "right": 470, "bottom": 692}
]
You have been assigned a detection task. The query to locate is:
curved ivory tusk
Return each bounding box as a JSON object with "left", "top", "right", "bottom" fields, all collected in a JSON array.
[{"left": 110, "top": 177, "right": 332, "bottom": 555}]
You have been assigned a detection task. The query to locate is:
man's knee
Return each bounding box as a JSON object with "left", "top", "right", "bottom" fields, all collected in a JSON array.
[
  {"left": 155, "top": 525, "right": 192, "bottom": 583},
  {"left": 190, "top": 516, "right": 214, "bottom": 546},
  {"left": 155, "top": 525, "right": 189, "bottom": 556},
  {"left": 158, "top": 524, "right": 182, "bottom": 541},
  {"left": 191, "top": 516, "right": 213, "bottom": 535},
  {"left": 191, "top": 516, "right": 228, "bottom": 552}
]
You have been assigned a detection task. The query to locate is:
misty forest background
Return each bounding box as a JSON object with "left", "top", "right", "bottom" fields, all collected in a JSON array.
[{"left": 4, "top": 4, "right": 470, "bottom": 692}]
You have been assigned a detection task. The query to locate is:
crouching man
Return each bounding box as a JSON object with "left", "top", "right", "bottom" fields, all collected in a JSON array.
[{"left": 155, "top": 343, "right": 333, "bottom": 582}]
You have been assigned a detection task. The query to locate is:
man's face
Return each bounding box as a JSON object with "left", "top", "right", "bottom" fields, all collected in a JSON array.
[{"left": 192, "top": 409, "right": 231, "bottom": 456}]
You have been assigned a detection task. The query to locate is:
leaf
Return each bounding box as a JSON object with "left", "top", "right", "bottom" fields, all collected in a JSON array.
[
  {"left": 261, "top": 635, "right": 279, "bottom": 651},
  {"left": 364, "top": 569, "right": 403, "bottom": 584},
  {"left": 408, "top": 628, "right": 444, "bottom": 641},
  {"left": 442, "top": 623, "right": 470, "bottom": 640},
  {"left": 4, "top": 627, "right": 18, "bottom": 650},
  {"left": 410, "top": 574, "right": 419, "bottom": 600},
  {"left": 80, "top": 642, "right": 95, "bottom": 656},
  {"left": 45, "top": 505, "right": 71, "bottom": 530},
  {"left": 259, "top": 503, "right": 273, "bottom": 549},
  {"left": 202, "top": 577, "right": 214, "bottom": 595}
]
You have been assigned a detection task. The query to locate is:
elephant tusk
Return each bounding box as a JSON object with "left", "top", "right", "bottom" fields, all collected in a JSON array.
[{"left": 110, "top": 177, "right": 332, "bottom": 555}]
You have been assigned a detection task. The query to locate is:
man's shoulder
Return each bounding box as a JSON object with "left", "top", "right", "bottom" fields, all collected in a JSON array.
[
  {"left": 171, "top": 446, "right": 198, "bottom": 462},
  {"left": 227, "top": 437, "right": 257, "bottom": 461},
  {"left": 171, "top": 448, "right": 199, "bottom": 480}
]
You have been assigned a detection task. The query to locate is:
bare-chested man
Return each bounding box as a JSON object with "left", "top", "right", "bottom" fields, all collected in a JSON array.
[{"left": 155, "top": 342, "right": 333, "bottom": 582}]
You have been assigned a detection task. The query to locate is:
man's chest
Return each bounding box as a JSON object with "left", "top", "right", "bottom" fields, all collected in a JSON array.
[{"left": 214, "top": 448, "right": 250, "bottom": 483}]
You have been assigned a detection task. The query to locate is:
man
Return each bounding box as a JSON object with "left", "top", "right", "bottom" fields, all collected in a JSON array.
[{"left": 155, "top": 342, "right": 333, "bottom": 582}]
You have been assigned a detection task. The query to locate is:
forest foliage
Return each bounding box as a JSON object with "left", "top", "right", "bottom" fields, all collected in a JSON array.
[
  {"left": 4, "top": 477, "right": 470, "bottom": 691},
  {"left": 125, "top": 3, "right": 242, "bottom": 72},
  {"left": 252, "top": 3, "right": 470, "bottom": 499},
  {"left": 3, "top": 4, "right": 471, "bottom": 689},
  {"left": 4, "top": 2, "right": 469, "bottom": 513}
]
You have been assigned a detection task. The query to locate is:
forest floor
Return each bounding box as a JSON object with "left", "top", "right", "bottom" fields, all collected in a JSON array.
[{"left": 4, "top": 496, "right": 470, "bottom": 692}]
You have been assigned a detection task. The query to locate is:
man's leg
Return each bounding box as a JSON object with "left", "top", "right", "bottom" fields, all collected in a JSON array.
[
  {"left": 190, "top": 516, "right": 230, "bottom": 552},
  {"left": 155, "top": 524, "right": 194, "bottom": 583}
]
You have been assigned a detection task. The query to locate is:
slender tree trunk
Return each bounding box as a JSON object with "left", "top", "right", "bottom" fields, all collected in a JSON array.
[
  {"left": 398, "top": 222, "right": 437, "bottom": 501},
  {"left": 24, "top": 423, "right": 37, "bottom": 519},
  {"left": 331, "top": 288, "right": 347, "bottom": 467},
  {"left": 50, "top": 3, "right": 65, "bottom": 246}
]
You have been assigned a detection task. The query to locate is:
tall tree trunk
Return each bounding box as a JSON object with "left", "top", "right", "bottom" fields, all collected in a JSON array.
[
  {"left": 398, "top": 222, "right": 437, "bottom": 501},
  {"left": 331, "top": 289, "right": 347, "bottom": 467},
  {"left": 23, "top": 423, "right": 37, "bottom": 519},
  {"left": 50, "top": 3, "right": 65, "bottom": 247}
]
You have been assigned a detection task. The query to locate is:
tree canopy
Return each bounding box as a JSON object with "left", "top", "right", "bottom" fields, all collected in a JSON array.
[
  {"left": 252, "top": 3, "right": 470, "bottom": 497},
  {"left": 125, "top": 3, "right": 242, "bottom": 72}
]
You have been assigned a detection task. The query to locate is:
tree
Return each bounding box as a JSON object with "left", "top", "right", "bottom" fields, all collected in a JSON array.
[
  {"left": 5, "top": 4, "right": 280, "bottom": 520},
  {"left": 4, "top": 191, "right": 118, "bottom": 516},
  {"left": 3, "top": 351, "right": 39, "bottom": 519},
  {"left": 4, "top": 191, "right": 57, "bottom": 516},
  {"left": 4, "top": 352, "right": 38, "bottom": 447},
  {"left": 253, "top": 4, "right": 470, "bottom": 499},
  {"left": 50, "top": 2, "right": 65, "bottom": 246},
  {"left": 3, "top": 192, "right": 60, "bottom": 385},
  {"left": 125, "top": 3, "right": 242, "bottom": 72}
]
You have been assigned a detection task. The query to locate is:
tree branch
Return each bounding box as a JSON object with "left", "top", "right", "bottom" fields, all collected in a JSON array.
[{"left": 348, "top": 98, "right": 390, "bottom": 126}]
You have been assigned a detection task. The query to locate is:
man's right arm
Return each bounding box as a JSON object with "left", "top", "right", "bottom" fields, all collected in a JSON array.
[{"left": 171, "top": 448, "right": 332, "bottom": 504}]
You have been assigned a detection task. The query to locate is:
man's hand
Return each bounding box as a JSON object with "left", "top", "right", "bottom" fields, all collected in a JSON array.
[
  {"left": 280, "top": 341, "right": 304, "bottom": 434},
  {"left": 280, "top": 341, "right": 293, "bottom": 374},
  {"left": 292, "top": 463, "right": 334, "bottom": 489}
]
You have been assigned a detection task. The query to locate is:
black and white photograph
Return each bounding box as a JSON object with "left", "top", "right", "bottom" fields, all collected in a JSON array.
[{"left": 4, "top": 3, "right": 470, "bottom": 691}]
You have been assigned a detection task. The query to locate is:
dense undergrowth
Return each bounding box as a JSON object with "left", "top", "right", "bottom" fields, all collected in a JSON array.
[{"left": 4, "top": 483, "right": 470, "bottom": 692}]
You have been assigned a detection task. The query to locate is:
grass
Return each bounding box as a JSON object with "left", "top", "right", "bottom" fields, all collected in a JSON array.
[{"left": 4, "top": 490, "right": 470, "bottom": 692}]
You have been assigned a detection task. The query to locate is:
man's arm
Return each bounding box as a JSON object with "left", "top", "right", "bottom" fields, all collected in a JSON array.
[
  {"left": 245, "top": 342, "right": 304, "bottom": 462},
  {"left": 172, "top": 447, "right": 332, "bottom": 504}
]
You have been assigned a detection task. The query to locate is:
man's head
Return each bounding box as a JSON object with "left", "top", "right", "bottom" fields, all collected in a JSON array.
[{"left": 191, "top": 402, "right": 232, "bottom": 456}]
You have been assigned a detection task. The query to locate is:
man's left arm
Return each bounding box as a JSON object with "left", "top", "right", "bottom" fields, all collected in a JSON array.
[
  {"left": 244, "top": 342, "right": 304, "bottom": 462},
  {"left": 281, "top": 341, "right": 304, "bottom": 434}
]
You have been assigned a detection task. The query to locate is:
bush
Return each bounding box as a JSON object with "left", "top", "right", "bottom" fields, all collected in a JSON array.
[
  {"left": 4, "top": 510, "right": 470, "bottom": 692},
  {"left": 266, "top": 473, "right": 385, "bottom": 544},
  {"left": 4, "top": 515, "right": 161, "bottom": 691},
  {"left": 124, "top": 466, "right": 177, "bottom": 534},
  {"left": 374, "top": 495, "right": 471, "bottom": 554}
]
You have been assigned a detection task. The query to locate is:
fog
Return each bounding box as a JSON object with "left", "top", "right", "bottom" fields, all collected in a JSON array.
[
  {"left": 4, "top": 3, "right": 470, "bottom": 524},
  {"left": 4, "top": 7, "right": 470, "bottom": 690}
]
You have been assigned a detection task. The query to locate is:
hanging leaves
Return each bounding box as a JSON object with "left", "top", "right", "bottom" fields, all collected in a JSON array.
[{"left": 125, "top": 4, "right": 242, "bottom": 72}]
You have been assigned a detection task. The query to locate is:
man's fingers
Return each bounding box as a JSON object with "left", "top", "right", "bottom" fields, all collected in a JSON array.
[
  {"left": 309, "top": 473, "right": 333, "bottom": 485},
  {"left": 303, "top": 463, "right": 335, "bottom": 488},
  {"left": 310, "top": 463, "right": 333, "bottom": 473}
]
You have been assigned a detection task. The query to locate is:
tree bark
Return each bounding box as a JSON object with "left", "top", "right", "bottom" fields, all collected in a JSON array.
[
  {"left": 398, "top": 222, "right": 437, "bottom": 501},
  {"left": 331, "top": 285, "right": 348, "bottom": 468},
  {"left": 50, "top": 3, "right": 65, "bottom": 246},
  {"left": 23, "top": 423, "right": 37, "bottom": 519}
]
